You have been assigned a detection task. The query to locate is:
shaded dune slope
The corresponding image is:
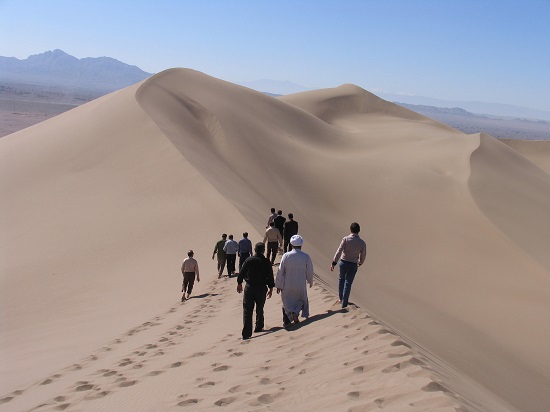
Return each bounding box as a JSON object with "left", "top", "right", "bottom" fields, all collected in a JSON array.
[
  {"left": 1, "top": 68, "right": 549, "bottom": 411},
  {"left": 137, "top": 69, "right": 550, "bottom": 411}
]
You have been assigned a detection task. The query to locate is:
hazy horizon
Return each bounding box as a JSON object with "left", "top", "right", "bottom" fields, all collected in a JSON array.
[{"left": 0, "top": 0, "right": 549, "bottom": 113}]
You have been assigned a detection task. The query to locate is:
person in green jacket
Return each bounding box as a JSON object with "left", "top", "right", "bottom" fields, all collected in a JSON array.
[{"left": 212, "top": 233, "right": 227, "bottom": 278}]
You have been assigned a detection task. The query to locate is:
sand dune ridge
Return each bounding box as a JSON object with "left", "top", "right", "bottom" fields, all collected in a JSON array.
[{"left": 1, "top": 68, "right": 549, "bottom": 411}]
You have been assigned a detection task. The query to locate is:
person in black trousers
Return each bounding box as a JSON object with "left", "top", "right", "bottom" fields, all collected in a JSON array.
[
  {"left": 283, "top": 213, "right": 299, "bottom": 253},
  {"left": 237, "top": 242, "right": 275, "bottom": 340},
  {"left": 273, "top": 210, "right": 286, "bottom": 243}
]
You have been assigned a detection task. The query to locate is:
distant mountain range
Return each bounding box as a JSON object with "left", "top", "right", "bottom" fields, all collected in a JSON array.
[
  {"left": 238, "top": 80, "right": 550, "bottom": 122},
  {"left": 379, "top": 93, "right": 550, "bottom": 122},
  {"left": 1, "top": 50, "right": 549, "bottom": 128},
  {"left": 397, "top": 103, "right": 549, "bottom": 140},
  {"left": 0, "top": 49, "right": 152, "bottom": 93}
]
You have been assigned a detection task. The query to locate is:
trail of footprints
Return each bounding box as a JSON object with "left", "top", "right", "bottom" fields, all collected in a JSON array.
[
  {"left": 0, "top": 279, "right": 462, "bottom": 410},
  {"left": 1, "top": 281, "right": 230, "bottom": 410}
]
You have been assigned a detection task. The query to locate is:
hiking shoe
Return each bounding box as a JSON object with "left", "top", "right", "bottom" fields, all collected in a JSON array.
[{"left": 292, "top": 313, "right": 300, "bottom": 323}]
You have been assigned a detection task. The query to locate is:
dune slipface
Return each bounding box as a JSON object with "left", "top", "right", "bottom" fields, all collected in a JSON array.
[
  {"left": 138, "top": 69, "right": 550, "bottom": 411},
  {"left": 1, "top": 68, "right": 549, "bottom": 411}
]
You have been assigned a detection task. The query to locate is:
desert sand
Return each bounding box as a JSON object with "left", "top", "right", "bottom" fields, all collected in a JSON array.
[{"left": 1, "top": 69, "right": 549, "bottom": 411}]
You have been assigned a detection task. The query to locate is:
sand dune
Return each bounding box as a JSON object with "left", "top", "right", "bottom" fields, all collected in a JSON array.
[{"left": 1, "top": 68, "right": 549, "bottom": 411}]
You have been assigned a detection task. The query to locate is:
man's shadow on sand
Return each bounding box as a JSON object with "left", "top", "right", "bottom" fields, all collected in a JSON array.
[
  {"left": 186, "top": 292, "right": 219, "bottom": 300},
  {"left": 252, "top": 308, "right": 347, "bottom": 338}
]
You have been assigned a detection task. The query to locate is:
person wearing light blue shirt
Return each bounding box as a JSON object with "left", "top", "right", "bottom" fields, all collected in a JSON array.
[
  {"left": 238, "top": 232, "right": 253, "bottom": 272},
  {"left": 223, "top": 234, "right": 239, "bottom": 277}
]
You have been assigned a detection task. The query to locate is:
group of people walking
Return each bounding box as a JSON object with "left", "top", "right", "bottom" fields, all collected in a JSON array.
[
  {"left": 180, "top": 208, "right": 367, "bottom": 341},
  {"left": 211, "top": 232, "right": 253, "bottom": 279},
  {"left": 264, "top": 209, "right": 299, "bottom": 263}
]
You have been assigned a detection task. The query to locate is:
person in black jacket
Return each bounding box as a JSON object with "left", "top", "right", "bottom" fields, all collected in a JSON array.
[
  {"left": 283, "top": 213, "right": 299, "bottom": 253},
  {"left": 237, "top": 242, "right": 275, "bottom": 340},
  {"left": 273, "top": 210, "right": 286, "bottom": 245}
]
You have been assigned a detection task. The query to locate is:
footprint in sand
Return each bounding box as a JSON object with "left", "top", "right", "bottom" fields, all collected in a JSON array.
[
  {"left": 347, "top": 391, "right": 361, "bottom": 399},
  {"left": 214, "top": 397, "right": 236, "bottom": 406},
  {"left": 353, "top": 366, "right": 364, "bottom": 373},
  {"left": 213, "top": 365, "right": 229, "bottom": 372},
  {"left": 76, "top": 383, "right": 94, "bottom": 392},
  {"left": 103, "top": 370, "right": 117, "bottom": 377},
  {"left": 408, "top": 357, "right": 425, "bottom": 366},
  {"left": 119, "top": 380, "right": 137, "bottom": 388},
  {"left": 191, "top": 351, "right": 207, "bottom": 357},
  {"left": 56, "top": 403, "right": 70, "bottom": 410},
  {"left": 228, "top": 385, "right": 242, "bottom": 393},
  {"left": 198, "top": 381, "right": 215, "bottom": 388},
  {"left": 0, "top": 397, "right": 13, "bottom": 404},
  {"left": 148, "top": 371, "right": 165, "bottom": 376},
  {"left": 177, "top": 398, "right": 200, "bottom": 407},
  {"left": 382, "top": 363, "right": 402, "bottom": 373},
  {"left": 422, "top": 382, "right": 450, "bottom": 393},
  {"left": 387, "top": 351, "right": 412, "bottom": 358},
  {"left": 119, "top": 359, "right": 132, "bottom": 366},
  {"left": 257, "top": 394, "right": 274, "bottom": 404},
  {"left": 171, "top": 362, "right": 183, "bottom": 368},
  {"left": 230, "top": 351, "right": 243, "bottom": 358},
  {"left": 259, "top": 377, "right": 270, "bottom": 385},
  {"left": 90, "top": 391, "right": 109, "bottom": 399},
  {"left": 54, "top": 396, "right": 66, "bottom": 402},
  {"left": 391, "top": 340, "right": 411, "bottom": 348}
]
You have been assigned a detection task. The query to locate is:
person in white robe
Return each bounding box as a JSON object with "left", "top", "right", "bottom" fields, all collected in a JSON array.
[{"left": 275, "top": 235, "right": 314, "bottom": 326}]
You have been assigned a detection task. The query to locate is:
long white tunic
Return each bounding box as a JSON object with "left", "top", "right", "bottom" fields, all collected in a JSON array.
[{"left": 275, "top": 249, "right": 314, "bottom": 318}]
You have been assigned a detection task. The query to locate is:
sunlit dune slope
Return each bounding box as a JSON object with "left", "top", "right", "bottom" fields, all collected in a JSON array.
[
  {"left": 137, "top": 69, "right": 550, "bottom": 410},
  {"left": 1, "top": 68, "right": 549, "bottom": 410},
  {"left": 0, "top": 80, "right": 261, "bottom": 391}
]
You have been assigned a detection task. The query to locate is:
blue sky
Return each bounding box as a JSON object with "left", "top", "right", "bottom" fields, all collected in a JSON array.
[{"left": 1, "top": 0, "right": 549, "bottom": 111}]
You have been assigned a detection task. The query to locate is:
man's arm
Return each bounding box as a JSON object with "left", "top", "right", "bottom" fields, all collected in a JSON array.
[
  {"left": 331, "top": 238, "right": 345, "bottom": 270},
  {"left": 237, "top": 259, "right": 247, "bottom": 285},
  {"left": 359, "top": 241, "right": 367, "bottom": 266},
  {"left": 306, "top": 256, "right": 314, "bottom": 287},
  {"left": 274, "top": 256, "right": 285, "bottom": 292},
  {"left": 212, "top": 242, "right": 218, "bottom": 259}
]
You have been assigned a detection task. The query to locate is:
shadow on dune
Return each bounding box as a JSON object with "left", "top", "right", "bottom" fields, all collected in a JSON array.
[
  {"left": 187, "top": 293, "right": 219, "bottom": 300},
  {"left": 252, "top": 308, "right": 344, "bottom": 339}
]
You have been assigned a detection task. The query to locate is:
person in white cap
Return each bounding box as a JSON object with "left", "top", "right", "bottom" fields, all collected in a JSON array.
[{"left": 275, "top": 234, "right": 314, "bottom": 327}]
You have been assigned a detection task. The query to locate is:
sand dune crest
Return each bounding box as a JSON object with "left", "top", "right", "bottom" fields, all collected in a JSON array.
[{"left": 1, "top": 68, "right": 550, "bottom": 411}]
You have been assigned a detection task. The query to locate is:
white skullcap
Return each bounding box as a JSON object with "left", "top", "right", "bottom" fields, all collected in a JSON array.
[{"left": 290, "top": 234, "right": 304, "bottom": 247}]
